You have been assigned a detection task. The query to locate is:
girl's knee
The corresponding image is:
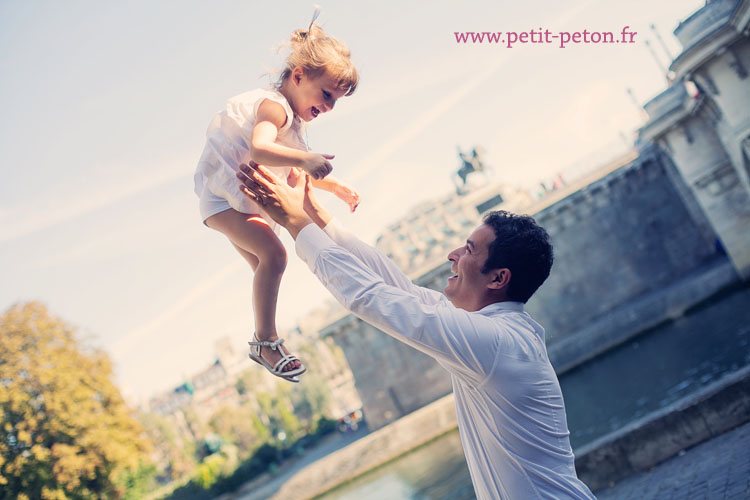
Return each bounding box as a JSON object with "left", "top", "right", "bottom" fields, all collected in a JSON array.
[
  {"left": 260, "top": 244, "right": 287, "bottom": 272},
  {"left": 271, "top": 250, "right": 288, "bottom": 273}
]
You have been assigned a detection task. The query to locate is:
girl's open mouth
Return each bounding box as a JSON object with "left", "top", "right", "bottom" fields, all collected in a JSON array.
[{"left": 311, "top": 106, "right": 320, "bottom": 118}]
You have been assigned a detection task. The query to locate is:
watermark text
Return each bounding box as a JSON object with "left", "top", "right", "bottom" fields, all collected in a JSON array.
[{"left": 454, "top": 27, "right": 637, "bottom": 48}]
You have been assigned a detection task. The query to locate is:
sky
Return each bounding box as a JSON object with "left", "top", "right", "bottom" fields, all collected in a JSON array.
[{"left": 0, "top": 0, "right": 705, "bottom": 402}]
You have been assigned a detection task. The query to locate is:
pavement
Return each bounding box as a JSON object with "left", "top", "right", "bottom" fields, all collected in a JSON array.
[{"left": 595, "top": 422, "right": 750, "bottom": 500}]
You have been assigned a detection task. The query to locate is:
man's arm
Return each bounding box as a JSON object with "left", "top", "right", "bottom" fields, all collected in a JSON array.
[
  {"left": 323, "top": 219, "right": 446, "bottom": 306},
  {"left": 295, "top": 223, "right": 499, "bottom": 384},
  {"left": 295, "top": 168, "right": 444, "bottom": 306}
]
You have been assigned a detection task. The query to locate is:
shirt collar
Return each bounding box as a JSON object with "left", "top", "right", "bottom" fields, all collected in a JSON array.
[{"left": 476, "top": 301, "right": 524, "bottom": 316}]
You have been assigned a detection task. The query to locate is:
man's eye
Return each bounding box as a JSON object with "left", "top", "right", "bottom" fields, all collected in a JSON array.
[{"left": 465, "top": 245, "right": 471, "bottom": 254}]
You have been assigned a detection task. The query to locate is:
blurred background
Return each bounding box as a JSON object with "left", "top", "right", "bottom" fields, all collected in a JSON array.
[{"left": 1, "top": 0, "right": 749, "bottom": 499}]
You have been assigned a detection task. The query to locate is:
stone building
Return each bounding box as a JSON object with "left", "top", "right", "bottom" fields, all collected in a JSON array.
[
  {"left": 317, "top": 0, "right": 750, "bottom": 431},
  {"left": 148, "top": 339, "right": 247, "bottom": 423},
  {"left": 639, "top": 0, "right": 750, "bottom": 278}
]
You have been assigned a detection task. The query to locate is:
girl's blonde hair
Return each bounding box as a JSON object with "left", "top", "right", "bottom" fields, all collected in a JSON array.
[{"left": 276, "top": 23, "right": 358, "bottom": 96}]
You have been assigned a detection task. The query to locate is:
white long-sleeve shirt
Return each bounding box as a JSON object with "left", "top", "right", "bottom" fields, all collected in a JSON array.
[
  {"left": 295, "top": 219, "right": 597, "bottom": 500},
  {"left": 296, "top": 221, "right": 594, "bottom": 500}
]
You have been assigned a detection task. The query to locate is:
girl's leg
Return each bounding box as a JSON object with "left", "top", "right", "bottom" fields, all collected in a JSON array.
[
  {"left": 230, "top": 241, "right": 260, "bottom": 271},
  {"left": 205, "top": 209, "right": 301, "bottom": 373}
]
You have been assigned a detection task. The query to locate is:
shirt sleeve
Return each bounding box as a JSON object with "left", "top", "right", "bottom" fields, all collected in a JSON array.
[
  {"left": 322, "top": 219, "right": 446, "bottom": 306},
  {"left": 296, "top": 223, "right": 500, "bottom": 384}
]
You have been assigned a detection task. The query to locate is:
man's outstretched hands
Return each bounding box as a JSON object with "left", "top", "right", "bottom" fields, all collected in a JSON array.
[{"left": 237, "top": 162, "right": 312, "bottom": 239}]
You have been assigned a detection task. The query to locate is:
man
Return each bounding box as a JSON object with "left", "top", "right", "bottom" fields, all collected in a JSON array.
[{"left": 238, "top": 164, "right": 596, "bottom": 500}]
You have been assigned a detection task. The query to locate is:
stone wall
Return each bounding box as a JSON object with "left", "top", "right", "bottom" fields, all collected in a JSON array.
[
  {"left": 575, "top": 366, "right": 750, "bottom": 492},
  {"left": 269, "top": 394, "right": 458, "bottom": 500},
  {"left": 528, "top": 146, "right": 724, "bottom": 342},
  {"left": 323, "top": 145, "right": 737, "bottom": 430},
  {"left": 323, "top": 315, "right": 452, "bottom": 430}
]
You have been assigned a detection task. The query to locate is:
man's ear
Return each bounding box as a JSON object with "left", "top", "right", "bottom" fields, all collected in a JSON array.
[{"left": 487, "top": 268, "right": 511, "bottom": 291}]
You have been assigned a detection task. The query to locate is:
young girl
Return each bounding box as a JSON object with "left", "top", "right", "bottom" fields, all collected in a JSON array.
[{"left": 193, "top": 20, "right": 360, "bottom": 382}]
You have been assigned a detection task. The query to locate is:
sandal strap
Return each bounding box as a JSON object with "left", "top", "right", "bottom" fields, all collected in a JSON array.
[
  {"left": 273, "top": 354, "right": 300, "bottom": 372},
  {"left": 247, "top": 337, "right": 285, "bottom": 350}
]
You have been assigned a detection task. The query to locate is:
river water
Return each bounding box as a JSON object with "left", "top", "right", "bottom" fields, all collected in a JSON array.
[{"left": 317, "top": 284, "right": 750, "bottom": 500}]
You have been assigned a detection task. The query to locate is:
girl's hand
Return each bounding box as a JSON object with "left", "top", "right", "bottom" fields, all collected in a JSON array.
[
  {"left": 333, "top": 182, "right": 361, "bottom": 212},
  {"left": 301, "top": 153, "right": 335, "bottom": 180}
]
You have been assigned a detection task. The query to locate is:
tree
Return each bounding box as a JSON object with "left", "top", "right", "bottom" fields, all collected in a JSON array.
[
  {"left": 138, "top": 412, "right": 196, "bottom": 481},
  {"left": 292, "top": 343, "right": 334, "bottom": 422},
  {"left": 0, "top": 302, "right": 152, "bottom": 499},
  {"left": 256, "top": 390, "right": 300, "bottom": 442},
  {"left": 292, "top": 374, "right": 332, "bottom": 423},
  {"left": 207, "top": 405, "right": 262, "bottom": 459},
  {"left": 234, "top": 369, "right": 262, "bottom": 397}
]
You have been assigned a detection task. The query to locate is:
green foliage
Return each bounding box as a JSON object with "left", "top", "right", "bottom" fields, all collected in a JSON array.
[
  {"left": 249, "top": 414, "right": 271, "bottom": 444},
  {"left": 293, "top": 374, "right": 332, "bottom": 421},
  {"left": 147, "top": 332, "right": 348, "bottom": 499},
  {"left": 117, "top": 461, "right": 158, "bottom": 500},
  {"left": 293, "top": 342, "right": 337, "bottom": 422},
  {"left": 315, "top": 416, "right": 337, "bottom": 436},
  {"left": 277, "top": 405, "right": 300, "bottom": 437},
  {"left": 234, "top": 369, "right": 262, "bottom": 396},
  {"left": 0, "top": 302, "right": 152, "bottom": 499},
  {"left": 191, "top": 454, "right": 226, "bottom": 490},
  {"left": 256, "top": 389, "right": 301, "bottom": 442},
  {"left": 207, "top": 405, "right": 261, "bottom": 459},
  {"left": 161, "top": 412, "right": 338, "bottom": 500},
  {"left": 138, "top": 412, "right": 196, "bottom": 481},
  {"left": 180, "top": 407, "right": 205, "bottom": 441}
]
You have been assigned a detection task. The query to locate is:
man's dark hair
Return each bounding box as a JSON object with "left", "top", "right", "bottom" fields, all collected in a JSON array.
[{"left": 481, "top": 211, "right": 554, "bottom": 303}]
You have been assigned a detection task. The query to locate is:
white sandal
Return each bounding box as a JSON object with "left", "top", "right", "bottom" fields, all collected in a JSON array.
[{"left": 248, "top": 334, "right": 306, "bottom": 383}]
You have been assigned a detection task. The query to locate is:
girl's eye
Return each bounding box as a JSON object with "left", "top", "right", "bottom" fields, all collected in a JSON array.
[
  {"left": 322, "top": 90, "right": 331, "bottom": 100},
  {"left": 465, "top": 245, "right": 471, "bottom": 254}
]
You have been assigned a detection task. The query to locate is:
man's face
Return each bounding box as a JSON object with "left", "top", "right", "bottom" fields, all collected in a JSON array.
[{"left": 444, "top": 224, "right": 498, "bottom": 311}]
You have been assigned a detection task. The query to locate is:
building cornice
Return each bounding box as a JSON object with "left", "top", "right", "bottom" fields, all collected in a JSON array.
[
  {"left": 671, "top": 0, "right": 745, "bottom": 79},
  {"left": 639, "top": 87, "right": 704, "bottom": 143}
]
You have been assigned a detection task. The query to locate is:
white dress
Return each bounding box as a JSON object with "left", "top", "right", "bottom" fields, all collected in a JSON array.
[{"left": 193, "top": 88, "right": 308, "bottom": 225}]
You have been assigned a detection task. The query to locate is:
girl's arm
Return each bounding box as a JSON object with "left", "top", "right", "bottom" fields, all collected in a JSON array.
[
  {"left": 250, "top": 99, "right": 333, "bottom": 180},
  {"left": 309, "top": 175, "right": 361, "bottom": 213},
  {"left": 309, "top": 176, "right": 339, "bottom": 192}
]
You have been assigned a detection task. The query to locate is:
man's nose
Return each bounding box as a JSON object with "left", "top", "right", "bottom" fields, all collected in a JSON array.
[{"left": 447, "top": 246, "right": 462, "bottom": 262}]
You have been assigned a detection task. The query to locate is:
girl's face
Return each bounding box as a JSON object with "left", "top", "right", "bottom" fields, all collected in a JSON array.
[{"left": 289, "top": 67, "right": 347, "bottom": 122}]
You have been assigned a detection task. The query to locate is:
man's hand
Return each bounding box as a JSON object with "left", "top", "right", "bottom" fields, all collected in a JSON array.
[
  {"left": 289, "top": 168, "right": 334, "bottom": 229},
  {"left": 237, "top": 163, "right": 313, "bottom": 239}
]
